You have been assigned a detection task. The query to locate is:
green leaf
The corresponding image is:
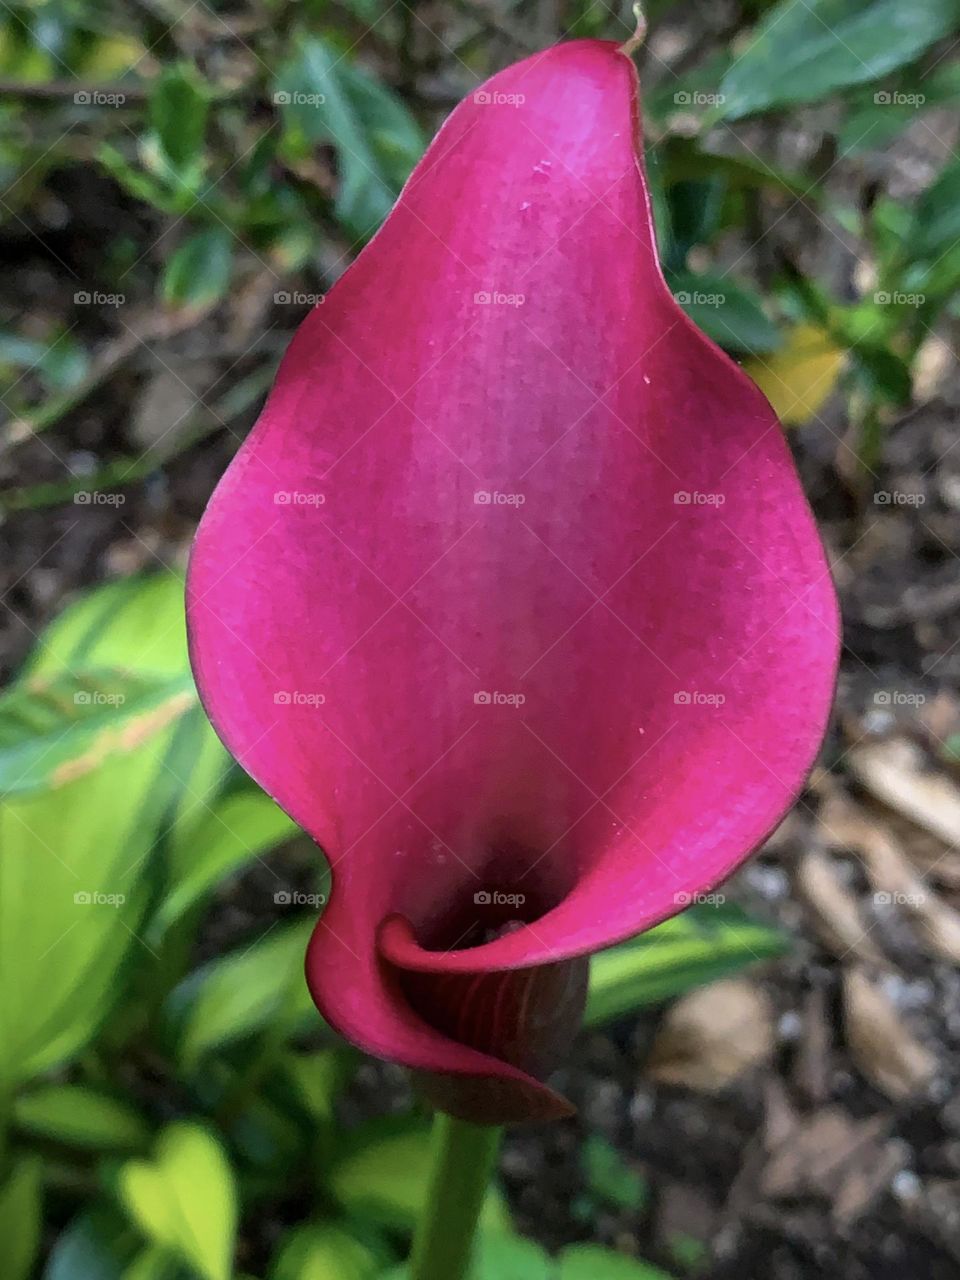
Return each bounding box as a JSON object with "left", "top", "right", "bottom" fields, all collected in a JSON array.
[
  {"left": 381, "top": 1236, "right": 553, "bottom": 1280},
  {"left": 154, "top": 788, "right": 297, "bottom": 936},
  {"left": 839, "top": 62, "right": 960, "bottom": 154},
  {"left": 119, "top": 1123, "right": 237, "bottom": 1280},
  {"left": 270, "top": 1223, "right": 386, "bottom": 1280},
  {"left": 0, "top": 1158, "right": 42, "bottom": 1280},
  {"left": 719, "top": 0, "right": 960, "bottom": 120},
  {"left": 0, "top": 328, "right": 90, "bottom": 395},
  {"left": 583, "top": 1136, "right": 648, "bottom": 1213},
  {"left": 558, "top": 1245, "right": 673, "bottom": 1280},
  {"left": 123, "top": 1248, "right": 194, "bottom": 1280},
  {"left": 851, "top": 343, "right": 912, "bottom": 405},
  {"left": 44, "top": 1207, "right": 139, "bottom": 1280},
  {"left": 162, "top": 228, "right": 234, "bottom": 310},
  {"left": 283, "top": 1047, "right": 355, "bottom": 1123},
  {"left": 149, "top": 63, "right": 209, "bottom": 173},
  {"left": 331, "top": 1118, "right": 511, "bottom": 1235},
  {"left": 644, "top": 146, "right": 673, "bottom": 270},
  {"left": 13, "top": 1084, "right": 150, "bottom": 1152},
  {"left": 669, "top": 271, "right": 781, "bottom": 355},
  {"left": 167, "top": 919, "right": 316, "bottom": 1069},
  {"left": 476, "top": 1235, "right": 551, "bottom": 1280},
  {"left": 98, "top": 144, "right": 184, "bottom": 216},
  {"left": 275, "top": 36, "right": 423, "bottom": 239},
  {"left": 585, "top": 904, "right": 786, "bottom": 1027},
  {"left": 666, "top": 178, "right": 727, "bottom": 266},
  {"left": 25, "top": 571, "right": 231, "bottom": 855},
  {"left": 27, "top": 572, "right": 191, "bottom": 677},
  {"left": 910, "top": 158, "right": 960, "bottom": 262},
  {"left": 0, "top": 574, "right": 232, "bottom": 1086},
  {"left": 0, "top": 669, "right": 195, "bottom": 796},
  {"left": 0, "top": 750, "right": 182, "bottom": 1086}
]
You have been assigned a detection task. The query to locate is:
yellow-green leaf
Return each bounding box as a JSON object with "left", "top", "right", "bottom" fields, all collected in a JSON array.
[
  {"left": 119, "top": 1123, "right": 237, "bottom": 1280},
  {"left": 0, "top": 1158, "right": 42, "bottom": 1280}
]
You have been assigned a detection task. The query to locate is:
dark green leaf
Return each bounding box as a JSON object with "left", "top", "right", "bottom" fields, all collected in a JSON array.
[
  {"left": 162, "top": 228, "right": 234, "bottom": 310},
  {"left": 275, "top": 36, "right": 423, "bottom": 239},
  {"left": 719, "top": 0, "right": 960, "bottom": 120},
  {"left": 43, "top": 1208, "right": 139, "bottom": 1280},
  {"left": 149, "top": 63, "right": 209, "bottom": 172},
  {"left": 851, "top": 343, "right": 912, "bottom": 404},
  {"left": 910, "top": 158, "right": 960, "bottom": 261},
  {"left": 669, "top": 270, "right": 781, "bottom": 354},
  {"left": 667, "top": 178, "right": 727, "bottom": 265},
  {"left": 840, "top": 62, "right": 960, "bottom": 154}
]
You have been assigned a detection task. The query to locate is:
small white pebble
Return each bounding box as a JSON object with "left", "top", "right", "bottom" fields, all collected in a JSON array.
[{"left": 892, "top": 1170, "right": 922, "bottom": 1202}]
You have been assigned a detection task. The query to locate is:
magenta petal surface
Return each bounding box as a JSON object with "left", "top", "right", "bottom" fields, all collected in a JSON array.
[{"left": 187, "top": 39, "right": 839, "bottom": 1116}]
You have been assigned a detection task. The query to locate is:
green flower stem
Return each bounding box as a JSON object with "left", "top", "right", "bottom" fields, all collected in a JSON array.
[{"left": 409, "top": 1112, "right": 503, "bottom": 1280}]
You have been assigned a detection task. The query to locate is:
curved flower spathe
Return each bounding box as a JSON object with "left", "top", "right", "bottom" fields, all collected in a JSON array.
[{"left": 187, "top": 39, "right": 839, "bottom": 1123}]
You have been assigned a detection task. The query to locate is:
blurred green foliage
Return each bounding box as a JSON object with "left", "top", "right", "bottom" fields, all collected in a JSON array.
[{"left": 1, "top": 0, "right": 959, "bottom": 1274}]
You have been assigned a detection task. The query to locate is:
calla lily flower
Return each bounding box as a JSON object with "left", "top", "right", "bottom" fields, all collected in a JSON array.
[{"left": 187, "top": 39, "right": 839, "bottom": 1123}]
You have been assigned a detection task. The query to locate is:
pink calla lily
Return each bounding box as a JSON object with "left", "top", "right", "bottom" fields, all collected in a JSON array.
[{"left": 187, "top": 39, "right": 839, "bottom": 1123}]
